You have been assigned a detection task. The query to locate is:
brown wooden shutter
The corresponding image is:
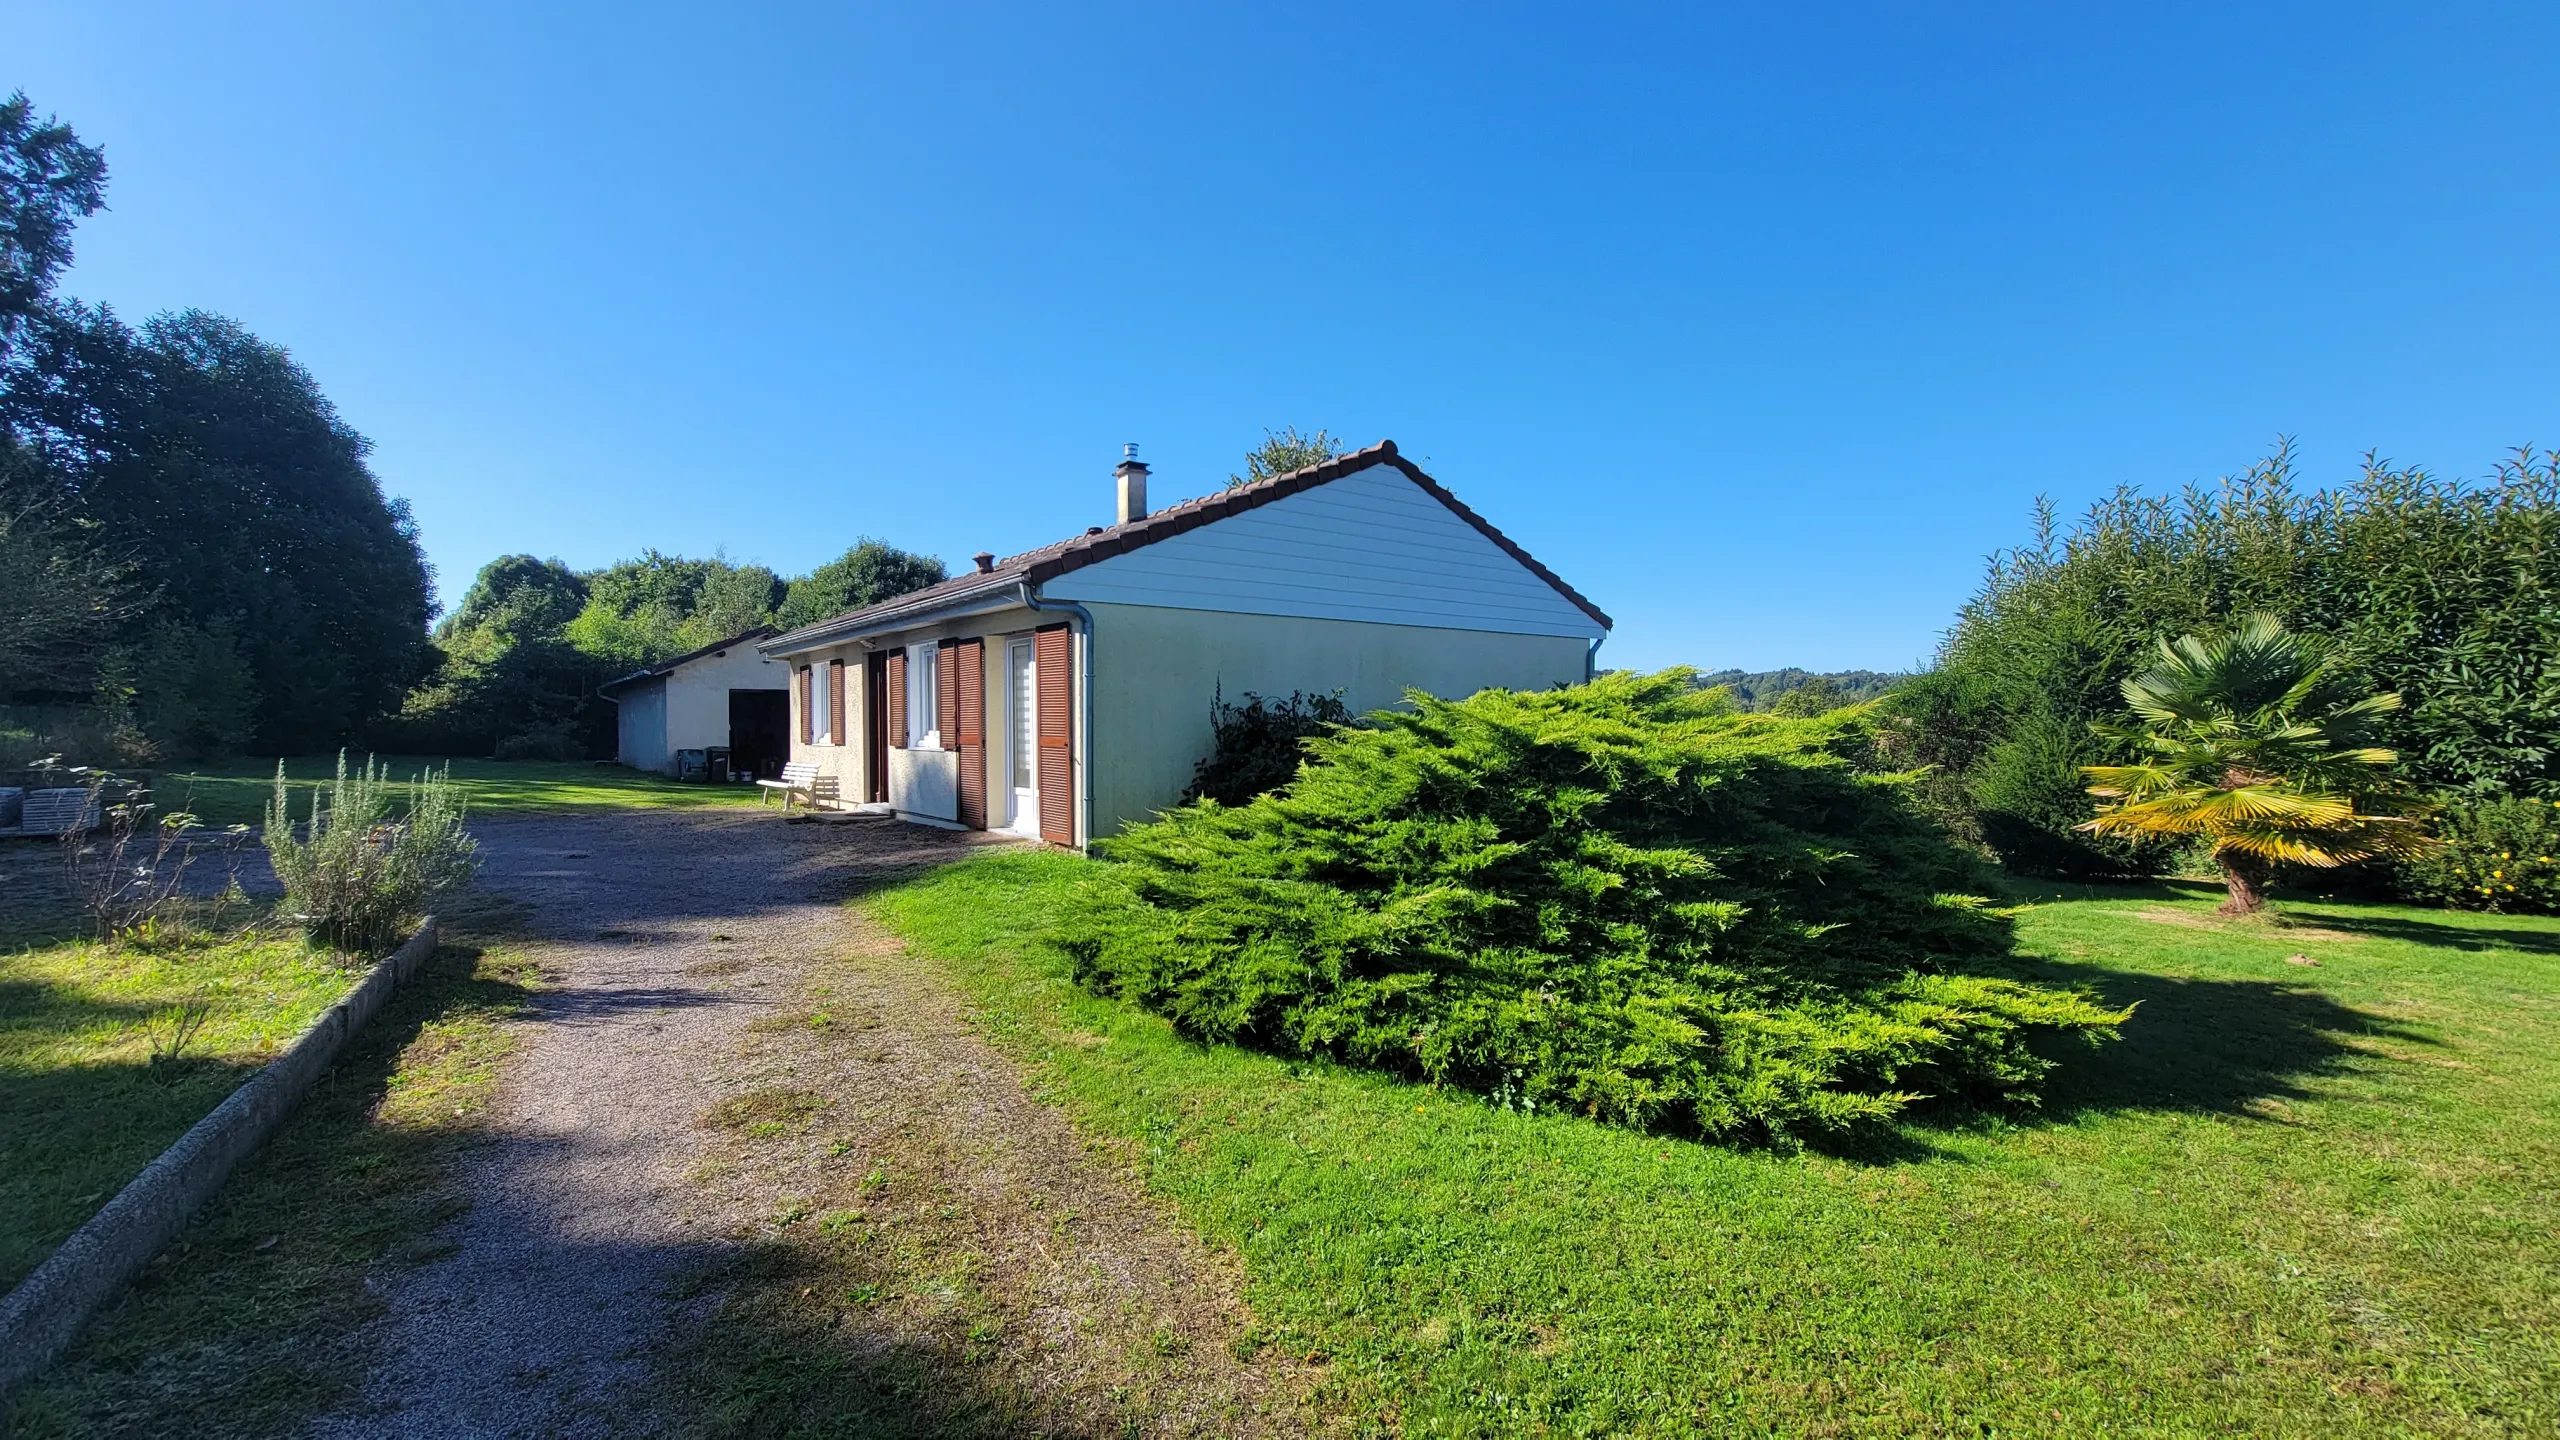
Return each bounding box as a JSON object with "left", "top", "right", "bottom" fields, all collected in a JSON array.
[
  {"left": 886, "top": 648, "right": 907, "bottom": 748},
  {"left": 935, "top": 639, "right": 960, "bottom": 750},
  {"left": 952, "top": 637, "right": 985, "bottom": 829},
  {"left": 1036, "top": 623, "right": 1073, "bottom": 845},
  {"left": 798, "top": 666, "right": 814, "bottom": 745},
  {"left": 828, "top": 660, "right": 848, "bottom": 745}
]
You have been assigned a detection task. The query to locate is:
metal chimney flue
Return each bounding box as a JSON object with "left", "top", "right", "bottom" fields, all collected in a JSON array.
[{"left": 1114, "top": 442, "right": 1149, "bottom": 525}]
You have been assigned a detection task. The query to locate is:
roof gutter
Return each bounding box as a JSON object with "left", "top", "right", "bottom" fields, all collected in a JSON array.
[{"left": 1018, "top": 583, "right": 1096, "bottom": 850}]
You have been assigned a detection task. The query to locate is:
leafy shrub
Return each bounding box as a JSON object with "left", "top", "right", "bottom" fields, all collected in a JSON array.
[
  {"left": 1181, "top": 688, "right": 1353, "bottom": 806},
  {"left": 1182, "top": 686, "right": 1361, "bottom": 809},
  {"left": 264, "top": 752, "right": 479, "bottom": 952},
  {"left": 2394, "top": 795, "right": 2560, "bottom": 913},
  {"left": 1900, "top": 445, "right": 2560, "bottom": 879},
  {"left": 494, "top": 718, "right": 587, "bottom": 761},
  {"left": 1061, "top": 671, "right": 2126, "bottom": 1146}
]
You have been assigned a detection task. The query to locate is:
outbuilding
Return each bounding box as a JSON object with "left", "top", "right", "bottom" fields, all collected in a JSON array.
[
  {"left": 598, "top": 627, "right": 791, "bottom": 780},
  {"left": 760, "top": 440, "right": 1610, "bottom": 845}
]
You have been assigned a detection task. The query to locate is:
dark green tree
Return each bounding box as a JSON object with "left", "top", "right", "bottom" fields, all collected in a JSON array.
[
  {"left": 442, "top": 553, "right": 586, "bottom": 639},
  {"left": 0, "top": 468, "right": 130, "bottom": 696},
  {"left": 0, "top": 91, "right": 108, "bottom": 349},
  {"left": 585, "top": 549, "right": 714, "bottom": 619},
  {"left": 693, "top": 560, "right": 783, "bottom": 639},
  {"left": 776, "top": 539, "right": 945, "bottom": 630},
  {"left": 4, "top": 304, "right": 435, "bottom": 754}
]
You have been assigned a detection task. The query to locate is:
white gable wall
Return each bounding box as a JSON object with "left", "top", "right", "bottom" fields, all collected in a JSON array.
[
  {"left": 1040, "top": 462, "right": 1604, "bottom": 639},
  {"left": 616, "top": 643, "right": 787, "bottom": 775},
  {"left": 664, "top": 643, "right": 786, "bottom": 757},
  {"left": 1081, "top": 601, "right": 1591, "bottom": 837}
]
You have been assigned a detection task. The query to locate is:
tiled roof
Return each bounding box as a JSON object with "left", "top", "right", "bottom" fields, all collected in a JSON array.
[{"left": 763, "top": 440, "right": 1609, "bottom": 653}]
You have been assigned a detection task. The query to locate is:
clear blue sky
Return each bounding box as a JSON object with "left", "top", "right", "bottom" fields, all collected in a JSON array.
[{"left": 16, "top": 2, "right": 2557, "bottom": 672}]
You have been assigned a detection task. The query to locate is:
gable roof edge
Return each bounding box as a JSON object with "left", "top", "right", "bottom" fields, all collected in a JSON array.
[
  {"left": 597, "top": 625, "right": 777, "bottom": 694},
  {"left": 1021, "top": 440, "right": 1613, "bottom": 630}
]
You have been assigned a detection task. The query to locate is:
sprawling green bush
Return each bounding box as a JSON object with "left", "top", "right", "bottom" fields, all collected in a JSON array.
[
  {"left": 1060, "top": 671, "right": 2125, "bottom": 1146},
  {"left": 2394, "top": 795, "right": 2560, "bottom": 914},
  {"left": 1891, "top": 445, "right": 2560, "bottom": 879}
]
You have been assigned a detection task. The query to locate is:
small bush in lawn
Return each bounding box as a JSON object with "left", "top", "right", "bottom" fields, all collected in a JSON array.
[
  {"left": 1062, "top": 670, "right": 2128, "bottom": 1146},
  {"left": 1182, "top": 688, "right": 1355, "bottom": 806},
  {"left": 264, "top": 752, "right": 479, "bottom": 953},
  {"left": 2395, "top": 794, "right": 2560, "bottom": 913}
]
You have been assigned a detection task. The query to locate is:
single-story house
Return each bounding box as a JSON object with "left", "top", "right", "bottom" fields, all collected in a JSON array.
[
  {"left": 759, "top": 440, "right": 1611, "bottom": 846},
  {"left": 599, "top": 626, "right": 791, "bottom": 779}
]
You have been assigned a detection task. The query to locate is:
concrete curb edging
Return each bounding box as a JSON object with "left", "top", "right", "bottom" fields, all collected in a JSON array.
[{"left": 0, "top": 916, "right": 443, "bottom": 1393}]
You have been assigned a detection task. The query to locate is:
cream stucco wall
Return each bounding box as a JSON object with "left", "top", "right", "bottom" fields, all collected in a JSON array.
[
  {"left": 783, "top": 641, "right": 865, "bottom": 804},
  {"left": 778, "top": 603, "right": 1076, "bottom": 827},
  {"left": 1082, "top": 601, "right": 1590, "bottom": 838}
]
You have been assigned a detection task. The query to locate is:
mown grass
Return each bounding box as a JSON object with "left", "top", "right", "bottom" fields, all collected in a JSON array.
[
  {"left": 870, "top": 852, "right": 2560, "bottom": 1437},
  {"left": 154, "top": 756, "right": 762, "bottom": 829},
  {"left": 0, "top": 930, "right": 357, "bottom": 1291},
  {"left": 3, "top": 939, "right": 539, "bottom": 1438}
]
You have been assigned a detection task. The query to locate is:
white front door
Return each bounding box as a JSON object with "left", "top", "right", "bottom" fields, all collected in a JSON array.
[{"left": 1006, "top": 638, "right": 1039, "bottom": 835}]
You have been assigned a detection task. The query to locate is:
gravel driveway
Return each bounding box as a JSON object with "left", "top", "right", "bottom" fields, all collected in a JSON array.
[{"left": 304, "top": 808, "right": 1293, "bottom": 1438}]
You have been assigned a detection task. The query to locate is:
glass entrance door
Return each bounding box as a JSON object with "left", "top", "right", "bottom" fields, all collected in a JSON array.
[{"left": 1006, "top": 638, "right": 1038, "bottom": 834}]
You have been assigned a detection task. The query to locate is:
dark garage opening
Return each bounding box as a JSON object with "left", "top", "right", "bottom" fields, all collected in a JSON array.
[{"left": 728, "top": 689, "right": 790, "bottom": 780}]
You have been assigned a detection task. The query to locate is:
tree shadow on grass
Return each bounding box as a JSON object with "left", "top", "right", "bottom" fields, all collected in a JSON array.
[
  {"left": 2002, "top": 954, "right": 2433, "bottom": 1123},
  {"left": 2277, "top": 909, "right": 2560, "bottom": 957},
  {"left": 1817, "top": 956, "right": 2441, "bottom": 1165}
]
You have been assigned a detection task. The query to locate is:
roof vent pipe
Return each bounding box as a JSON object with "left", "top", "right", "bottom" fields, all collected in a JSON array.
[
  {"left": 1114, "top": 442, "right": 1149, "bottom": 525},
  {"left": 972, "top": 551, "right": 996, "bottom": 573}
]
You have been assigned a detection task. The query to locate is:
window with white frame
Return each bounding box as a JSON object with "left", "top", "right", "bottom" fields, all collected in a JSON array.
[
  {"left": 906, "top": 642, "right": 939, "bottom": 748},
  {"left": 808, "top": 662, "right": 830, "bottom": 742}
]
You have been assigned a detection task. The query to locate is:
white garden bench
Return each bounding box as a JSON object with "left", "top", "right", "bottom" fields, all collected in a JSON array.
[{"left": 756, "top": 761, "right": 834, "bottom": 814}]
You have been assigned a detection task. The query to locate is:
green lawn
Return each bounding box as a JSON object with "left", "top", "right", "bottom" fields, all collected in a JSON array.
[
  {"left": 155, "top": 756, "right": 763, "bottom": 829},
  {"left": 0, "top": 931, "right": 358, "bottom": 1291},
  {"left": 866, "top": 854, "right": 2560, "bottom": 1437},
  {"left": 5, "top": 939, "right": 538, "bottom": 1437}
]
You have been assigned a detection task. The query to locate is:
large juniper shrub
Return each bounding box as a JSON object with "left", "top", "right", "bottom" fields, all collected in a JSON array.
[{"left": 1059, "top": 670, "right": 2126, "bottom": 1146}]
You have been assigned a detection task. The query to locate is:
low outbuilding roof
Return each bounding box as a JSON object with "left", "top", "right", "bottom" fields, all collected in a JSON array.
[
  {"left": 596, "top": 626, "right": 777, "bottom": 695},
  {"left": 762, "top": 440, "right": 1609, "bottom": 655}
]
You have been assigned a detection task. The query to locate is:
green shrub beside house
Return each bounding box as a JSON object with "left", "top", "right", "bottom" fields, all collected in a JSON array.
[{"left": 1061, "top": 671, "right": 2125, "bottom": 1145}]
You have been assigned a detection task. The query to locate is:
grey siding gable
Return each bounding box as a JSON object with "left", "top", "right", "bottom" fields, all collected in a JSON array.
[{"left": 1040, "top": 462, "right": 1605, "bottom": 638}]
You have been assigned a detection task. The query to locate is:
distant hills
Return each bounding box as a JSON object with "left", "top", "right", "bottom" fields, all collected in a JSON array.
[{"left": 1692, "top": 668, "right": 1905, "bottom": 710}]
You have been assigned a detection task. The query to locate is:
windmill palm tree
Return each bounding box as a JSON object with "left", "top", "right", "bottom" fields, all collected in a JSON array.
[{"left": 2080, "top": 614, "right": 2431, "bottom": 916}]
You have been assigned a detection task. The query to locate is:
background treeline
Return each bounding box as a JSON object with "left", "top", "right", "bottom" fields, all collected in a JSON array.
[
  {"left": 1694, "top": 667, "right": 1904, "bottom": 714},
  {"left": 1888, "top": 441, "right": 2560, "bottom": 891},
  {"left": 0, "top": 92, "right": 943, "bottom": 767},
  {"left": 1, "top": 94, "right": 433, "bottom": 765},
  {"left": 385, "top": 541, "right": 942, "bottom": 759}
]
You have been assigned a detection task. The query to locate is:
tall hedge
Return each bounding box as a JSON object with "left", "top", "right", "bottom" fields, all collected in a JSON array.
[
  {"left": 1059, "top": 671, "right": 2124, "bottom": 1146},
  {"left": 1891, "top": 445, "right": 2560, "bottom": 876}
]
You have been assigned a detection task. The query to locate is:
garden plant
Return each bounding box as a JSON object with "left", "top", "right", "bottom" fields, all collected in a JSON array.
[
  {"left": 2080, "top": 615, "right": 2433, "bottom": 915},
  {"left": 263, "top": 752, "right": 478, "bottom": 952},
  {"left": 1062, "top": 671, "right": 2126, "bottom": 1145}
]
